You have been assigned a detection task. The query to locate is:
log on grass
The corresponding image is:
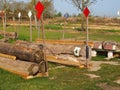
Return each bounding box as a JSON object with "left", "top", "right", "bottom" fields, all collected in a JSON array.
[
  {"left": 0, "top": 57, "right": 39, "bottom": 77},
  {"left": 0, "top": 42, "right": 44, "bottom": 63},
  {"left": 0, "top": 42, "right": 48, "bottom": 75},
  {"left": 45, "top": 43, "right": 88, "bottom": 57},
  {"left": 0, "top": 31, "right": 17, "bottom": 39}
]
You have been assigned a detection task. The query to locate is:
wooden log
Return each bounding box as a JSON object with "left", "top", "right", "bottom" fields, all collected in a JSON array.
[
  {"left": 15, "top": 40, "right": 43, "bottom": 50},
  {"left": 0, "top": 42, "right": 44, "bottom": 63},
  {"left": 0, "top": 57, "right": 39, "bottom": 78},
  {"left": 36, "top": 39, "right": 94, "bottom": 46},
  {"left": 47, "top": 55, "right": 84, "bottom": 67},
  {"left": 0, "top": 42, "right": 48, "bottom": 75},
  {"left": 0, "top": 31, "right": 17, "bottom": 39},
  {"left": 0, "top": 53, "right": 16, "bottom": 60}
]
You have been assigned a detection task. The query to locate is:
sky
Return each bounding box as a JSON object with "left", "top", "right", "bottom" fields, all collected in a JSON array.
[
  {"left": 53, "top": 0, "right": 120, "bottom": 17},
  {"left": 18, "top": 0, "right": 120, "bottom": 17}
]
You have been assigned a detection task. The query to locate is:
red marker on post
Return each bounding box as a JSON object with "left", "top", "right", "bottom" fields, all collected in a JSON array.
[
  {"left": 35, "top": 1, "right": 44, "bottom": 20},
  {"left": 83, "top": 7, "right": 90, "bottom": 68},
  {"left": 83, "top": 7, "right": 90, "bottom": 18},
  {"left": 35, "top": 1, "right": 48, "bottom": 73},
  {"left": 35, "top": 1, "right": 44, "bottom": 38}
]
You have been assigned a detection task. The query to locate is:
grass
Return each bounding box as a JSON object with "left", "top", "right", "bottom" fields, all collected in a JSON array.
[
  {"left": 89, "top": 29, "right": 120, "bottom": 42},
  {"left": 1, "top": 25, "right": 120, "bottom": 42},
  {"left": 2, "top": 25, "right": 80, "bottom": 41},
  {"left": 0, "top": 24, "right": 120, "bottom": 89},
  {"left": 0, "top": 63, "right": 120, "bottom": 90},
  {"left": 45, "top": 24, "right": 63, "bottom": 30}
]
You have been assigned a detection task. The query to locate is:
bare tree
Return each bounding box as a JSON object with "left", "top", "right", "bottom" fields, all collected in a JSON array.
[
  {"left": 66, "top": 0, "right": 99, "bottom": 31},
  {"left": 0, "top": 0, "right": 13, "bottom": 38}
]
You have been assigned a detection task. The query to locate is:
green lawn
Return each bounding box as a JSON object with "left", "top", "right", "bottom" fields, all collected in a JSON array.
[
  {"left": 0, "top": 62, "right": 120, "bottom": 90},
  {"left": 1, "top": 24, "right": 120, "bottom": 42},
  {"left": 0, "top": 25, "right": 120, "bottom": 90}
]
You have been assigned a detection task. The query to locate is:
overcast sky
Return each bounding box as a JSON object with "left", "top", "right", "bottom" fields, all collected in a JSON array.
[{"left": 18, "top": 0, "right": 120, "bottom": 17}]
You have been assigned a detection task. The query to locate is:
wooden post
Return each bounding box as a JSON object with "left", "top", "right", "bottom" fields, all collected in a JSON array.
[
  {"left": 38, "top": 20, "right": 40, "bottom": 39},
  {"left": 2, "top": 14, "right": 5, "bottom": 39},
  {"left": 62, "top": 19, "right": 66, "bottom": 39},
  {"left": 86, "top": 16, "right": 89, "bottom": 68},
  {"left": 41, "top": 14, "right": 48, "bottom": 73},
  {"left": 30, "top": 15, "right": 32, "bottom": 42},
  {"left": 18, "top": 12, "right": 21, "bottom": 38}
]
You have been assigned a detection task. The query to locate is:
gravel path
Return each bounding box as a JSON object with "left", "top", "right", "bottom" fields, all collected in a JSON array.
[{"left": 88, "top": 61, "right": 120, "bottom": 71}]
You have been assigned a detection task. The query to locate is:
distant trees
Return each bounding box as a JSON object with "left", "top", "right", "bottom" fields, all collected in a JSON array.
[
  {"left": 55, "top": 12, "right": 62, "bottom": 17},
  {"left": 66, "top": 0, "right": 99, "bottom": 31},
  {"left": 0, "top": 0, "right": 13, "bottom": 38},
  {"left": 41, "top": 0, "right": 55, "bottom": 18},
  {"left": 28, "top": 0, "right": 55, "bottom": 18},
  {"left": 0, "top": 0, "right": 55, "bottom": 19}
]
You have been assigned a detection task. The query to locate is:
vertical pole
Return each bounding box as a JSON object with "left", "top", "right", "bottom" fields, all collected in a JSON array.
[
  {"left": 2, "top": 15, "right": 5, "bottom": 39},
  {"left": 86, "top": 17, "right": 88, "bottom": 46},
  {"left": 82, "top": 0, "right": 85, "bottom": 31},
  {"left": 38, "top": 20, "right": 40, "bottom": 38},
  {"left": 18, "top": 17, "right": 20, "bottom": 38},
  {"left": 41, "top": 14, "right": 45, "bottom": 44},
  {"left": 30, "top": 17, "right": 32, "bottom": 42},
  {"left": 41, "top": 14, "right": 48, "bottom": 73},
  {"left": 86, "top": 17, "right": 89, "bottom": 68},
  {"left": 4, "top": 0, "right": 6, "bottom": 39},
  {"left": 62, "top": 19, "right": 66, "bottom": 39}
]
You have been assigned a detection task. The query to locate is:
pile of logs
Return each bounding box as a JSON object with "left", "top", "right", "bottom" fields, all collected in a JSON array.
[
  {"left": 0, "top": 41, "right": 48, "bottom": 78},
  {"left": 0, "top": 31, "right": 17, "bottom": 39}
]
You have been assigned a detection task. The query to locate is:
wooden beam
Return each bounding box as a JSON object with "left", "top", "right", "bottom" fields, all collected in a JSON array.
[
  {"left": 47, "top": 55, "right": 85, "bottom": 68},
  {"left": 0, "top": 53, "right": 16, "bottom": 60},
  {"left": 36, "top": 39, "right": 94, "bottom": 47}
]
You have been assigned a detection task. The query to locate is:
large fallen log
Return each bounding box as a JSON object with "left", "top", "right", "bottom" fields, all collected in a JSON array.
[
  {"left": 35, "top": 39, "right": 92, "bottom": 58},
  {"left": 15, "top": 40, "right": 91, "bottom": 66},
  {"left": 0, "top": 57, "right": 48, "bottom": 79},
  {"left": 0, "top": 42, "right": 44, "bottom": 63},
  {"left": 0, "top": 42, "right": 48, "bottom": 76}
]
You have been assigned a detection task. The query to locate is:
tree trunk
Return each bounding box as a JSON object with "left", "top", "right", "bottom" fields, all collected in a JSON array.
[
  {"left": 0, "top": 57, "right": 39, "bottom": 77},
  {"left": 34, "top": 14, "right": 37, "bottom": 29},
  {"left": 0, "top": 42, "right": 48, "bottom": 75},
  {"left": 81, "top": 13, "right": 85, "bottom": 31},
  {"left": 0, "top": 42, "right": 44, "bottom": 63}
]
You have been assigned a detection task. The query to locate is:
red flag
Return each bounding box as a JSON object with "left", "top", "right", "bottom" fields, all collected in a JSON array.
[
  {"left": 35, "top": 1, "right": 44, "bottom": 20},
  {"left": 83, "top": 7, "right": 90, "bottom": 18}
]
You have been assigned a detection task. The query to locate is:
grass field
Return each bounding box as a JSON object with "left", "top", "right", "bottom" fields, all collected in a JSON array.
[
  {"left": 0, "top": 61, "right": 120, "bottom": 90},
  {"left": 0, "top": 24, "right": 120, "bottom": 90},
  {"left": 0, "top": 24, "right": 120, "bottom": 42}
]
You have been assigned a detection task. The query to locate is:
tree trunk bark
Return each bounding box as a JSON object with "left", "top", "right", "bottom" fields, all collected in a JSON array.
[
  {"left": 0, "top": 42, "right": 44, "bottom": 63},
  {"left": 0, "top": 42, "right": 48, "bottom": 75},
  {"left": 81, "top": 13, "right": 85, "bottom": 31},
  {"left": 0, "top": 56, "right": 39, "bottom": 77}
]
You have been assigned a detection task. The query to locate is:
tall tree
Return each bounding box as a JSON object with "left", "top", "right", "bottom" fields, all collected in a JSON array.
[
  {"left": 28, "top": 0, "right": 55, "bottom": 29},
  {"left": 0, "top": 0, "right": 13, "bottom": 38},
  {"left": 66, "top": 0, "right": 98, "bottom": 31},
  {"left": 29, "top": 0, "right": 55, "bottom": 18}
]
